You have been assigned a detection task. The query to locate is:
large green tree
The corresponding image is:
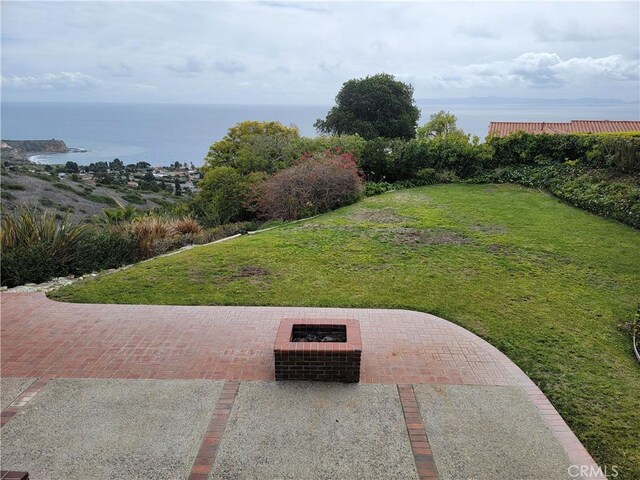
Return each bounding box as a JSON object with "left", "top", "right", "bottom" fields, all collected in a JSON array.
[
  {"left": 314, "top": 73, "right": 420, "bottom": 140},
  {"left": 417, "top": 111, "right": 464, "bottom": 139},
  {"left": 204, "top": 121, "right": 300, "bottom": 175}
]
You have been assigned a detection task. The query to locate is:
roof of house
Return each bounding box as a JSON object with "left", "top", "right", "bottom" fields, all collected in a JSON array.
[{"left": 488, "top": 120, "right": 640, "bottom": 137}]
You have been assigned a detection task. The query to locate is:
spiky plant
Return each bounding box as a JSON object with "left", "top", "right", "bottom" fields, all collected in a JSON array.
[{"left": 1, "top": 207, "right": 90, "bottom": 263}]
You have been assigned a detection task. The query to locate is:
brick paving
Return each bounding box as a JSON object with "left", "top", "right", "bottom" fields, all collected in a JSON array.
[{"left": 0, "top": 292, "right": 602, "bottom": 476}]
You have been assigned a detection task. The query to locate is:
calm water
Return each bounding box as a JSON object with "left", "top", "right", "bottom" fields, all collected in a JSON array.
[{"left": 2, "top": 102, "right": 638, "bottom": 167}]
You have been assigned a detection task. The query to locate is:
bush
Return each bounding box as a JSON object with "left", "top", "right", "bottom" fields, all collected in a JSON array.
[
  {"left": 192, "top": 166, "right": 259, "bottom": 227},
  {"left": 1, "top": 243, "right": 61, "bottom": 287},
  {"left": 360, "top": 137, "right": 405, "bottom": 182},
  {"left": 71, "top": 229, "right": 139, "bottom": 274},
  {"left": 401, "top": 133, "right": 489, "bottom": 179},
  {"left": 170, "top": 216, "right": 203, "bottom": 236},
  {"left": 249, "top": 151, "right": 364, "bottom": 220},
  {"left": 194, "top": 221, "right": 255, "bottom": 244},
  {"left": 127, "top": 216, "right": 173, "bottom": 258},
  {"left": 2, "top": 183, "right": 25, "bottom": 190},
  {"left": 122, "top": 192, "right": 146, "bottom": 205},
  {"left": 364, "top": 181, "right": 395, "bottom": 196},
  {"left": 486, "top": 132, "right": 640, "bottom": 174},
  {"left": 1, "top": 208, "right": 90, "bottom": 287}
]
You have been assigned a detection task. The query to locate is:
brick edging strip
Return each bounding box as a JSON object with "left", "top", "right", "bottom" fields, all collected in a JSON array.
[
  {"left": 1, "top": 377, "right": 50, "bottom": 428},
  {"left": 0, "top": 472, "right": 29, "bottom": 480},
  {"left": 188, "top": 381, "right": 240, "bottom": 480},
  {"left": 398, "top": 384, "right": 438, "bottom": 480}
]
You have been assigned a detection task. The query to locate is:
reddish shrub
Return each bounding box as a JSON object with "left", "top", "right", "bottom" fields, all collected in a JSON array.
[{"left": 248, "top": 151, "right": 363, "bottom": 220}]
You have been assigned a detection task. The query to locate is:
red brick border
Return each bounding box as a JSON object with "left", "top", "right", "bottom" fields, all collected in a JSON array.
[
  {"left": 398, "top": 384, "right": 438, "bottom": 480},
  {"left": 188, "top": 381, "right": 239, "bottom": 480},
  {"left": 0, "top": 472, "right": 29, "bottom": 480},
  {"left": 1, "top": 377, "right": 50, "bottom": 428}
]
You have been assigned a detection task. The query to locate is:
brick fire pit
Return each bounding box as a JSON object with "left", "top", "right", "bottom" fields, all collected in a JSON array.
[{"left": 274, "top": 319, "right": 362, "bottom": 383}]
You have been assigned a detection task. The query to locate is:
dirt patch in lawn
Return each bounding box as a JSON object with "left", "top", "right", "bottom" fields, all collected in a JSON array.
[
  {"left": 230, "top": 266, "right": 270, "bottom": 279},
  {"left": 469, "top": 223, "right": 507, "bottom": 235},
  {"left": 187, "top": 266, "right": 270, "bottom": 285},
  {"left": 351, "top": 208, "right": 409, "bottom": 224},
  {"left": 384, "top": 227, "right": 472, "bottom": 247}
]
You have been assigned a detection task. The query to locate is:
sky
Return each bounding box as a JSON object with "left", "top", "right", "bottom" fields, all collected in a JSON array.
[{"left": 1, "top": 1, "right": 639, "bottom": 104}]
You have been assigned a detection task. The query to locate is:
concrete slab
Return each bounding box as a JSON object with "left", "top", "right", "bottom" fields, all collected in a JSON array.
[
  {"left": 414, "top": 384, "right": 574, "bottom": 480},
  {"left": 1, "top": 378, "right": 35, "bottom": 411},
  {"left": 211, "top": 381, "right": 417, "bottom": 480},
  {"left": 1, "top": 379, "right": 223, "bottom": 480}
]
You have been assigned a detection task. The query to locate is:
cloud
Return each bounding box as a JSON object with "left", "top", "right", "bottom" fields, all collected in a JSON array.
[
  {"left": 1, "top": 71, "right": 104, "bottom": 90},
  {"left": 112, "top": 62, "right": 133, "bottom": 77},
  {"left": 165, "top": 57, "right": 206, "bottom": 75},
  {"left": 454, "top": 24, "right": 499, "bottom": 39},
  {"left": 213, "top": 60, "right": 247, "bottom": 75},
  {"left": 532, "top": 20, "right": 618, "bottom": 43},
  {"left": 427, "top": 52, "right": 639, "bottom": 90},
  {"left": 261, "top": 2, "right": 328, "bottom": 14}
]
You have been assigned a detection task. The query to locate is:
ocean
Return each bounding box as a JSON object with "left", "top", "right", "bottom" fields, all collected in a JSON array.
[{"left": 2, "top": 101, "right": 638, "bottom": 167}]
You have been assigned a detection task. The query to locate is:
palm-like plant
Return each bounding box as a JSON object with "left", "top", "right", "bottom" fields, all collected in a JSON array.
[{"left": 1, "top": 207, "right": 90, "bottom": 263}]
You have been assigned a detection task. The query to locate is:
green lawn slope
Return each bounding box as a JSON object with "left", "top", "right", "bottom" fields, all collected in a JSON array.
[{"left": 52, "top": 184, "right": 640, "bottom": 477}]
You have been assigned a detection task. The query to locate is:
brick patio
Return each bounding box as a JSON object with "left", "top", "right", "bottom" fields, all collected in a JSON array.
[{"left": 0, "top": 292, "right": 601, "bottom": 477}]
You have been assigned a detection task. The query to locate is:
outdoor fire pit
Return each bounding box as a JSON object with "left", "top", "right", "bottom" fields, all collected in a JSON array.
[{"left": 274, "top": 319, "right": 362, "bottom": 383}]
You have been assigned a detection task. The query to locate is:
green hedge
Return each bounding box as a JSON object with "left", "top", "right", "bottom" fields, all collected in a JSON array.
[{"left": 486, "top": 132, "right": 640, "bottom": 174}]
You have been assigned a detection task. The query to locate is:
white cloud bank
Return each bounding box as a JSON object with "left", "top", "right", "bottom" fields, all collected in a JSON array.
[
  {"left": 427, "top": 53, "right": 638, "bottom": 90},
  {"left": 1, "top": 71, "right": 104, "bottom": 90}
]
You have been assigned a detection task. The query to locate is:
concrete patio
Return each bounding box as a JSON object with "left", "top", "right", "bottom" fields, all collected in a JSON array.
[{"left": 0, "top": 292, "right": 602, "bottom": 479}]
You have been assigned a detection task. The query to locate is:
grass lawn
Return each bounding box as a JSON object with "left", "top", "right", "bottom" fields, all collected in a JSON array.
[{"left": 52, "top": 183, "right": 640, "bottom": 477}]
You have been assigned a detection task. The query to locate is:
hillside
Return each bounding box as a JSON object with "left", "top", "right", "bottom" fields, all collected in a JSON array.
[
  {"left": 1, "top": 169, "right": 177, "bottom": 222},
  {"left": 52, "top": 184, "right": 640, "bottom": 477}
]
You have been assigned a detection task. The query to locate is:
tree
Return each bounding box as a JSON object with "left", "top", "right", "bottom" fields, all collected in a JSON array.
[
  {"left": 174, "top": 178, "right": 182, "bottom": 196},
  {"left": 192, "top": 166, "right": 250, "bottom": 226},
  {"left": 204, "top": 121, "right": 300, "bottom": 175},
  {"left": 109, "top": 158, "right": 124, "bottom": 171},
  {"left": 417, "top": 111, "right": 463, "bottom": 139},
  {"left": 65, "top": 161, "right": 79, "bottom": 173},
  {"left": 314, "top": 73, "right": 420, "bottom": 140}
]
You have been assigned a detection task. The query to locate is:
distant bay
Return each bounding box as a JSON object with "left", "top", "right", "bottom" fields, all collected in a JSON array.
[{"left": 2, "top": 101, "right": 638, "bottom": 167}]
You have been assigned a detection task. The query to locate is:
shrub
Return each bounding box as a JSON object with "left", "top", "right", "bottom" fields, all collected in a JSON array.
[
  {"left": 71, "top": 229, "right": 139, "bottom": 274},
  {"left": 2, "top": 183, "right": 26, "bottom": 190},
  {"left": 401, "top": 133, "right": 488, "bottom": 179},
  {"left": 94, "top": 204, "right": 138, "bottom": 226},
  {"left": 360, "top": 137, "right": 405, "bottom": 182},
  {"left": 486, "top": 132, "right": 640, "bottom": 174},
  {"left": 364, "top": 181, "right": 395, "bottom": 196},
  {"left": 191, "top": 166, "right": 257, "bottom": 227},
  {"left": 1, "top": 243, "right": 60, "bottom": 287},
  {"left": 127, "top": 216, "right": 172, "bottom": 258},
  {"left": 122, "top": 192, "right": 146, "bottom": 205},
  {"left": 83, "top": 193, "right": 118, "bottom": 206},
  {"left": 170, "top": 216, "right": 203, "bottom": 236},
  {"left": 249, "top": 151, "right": 364, "bottom": 220},
  {"left": 1, "top": 208, "right": 90, "bottom": 287}
]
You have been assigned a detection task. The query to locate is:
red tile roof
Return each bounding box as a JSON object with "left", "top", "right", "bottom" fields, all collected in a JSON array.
[{"left": 488, "top": 120, "right": 640, "bottom": 137}]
